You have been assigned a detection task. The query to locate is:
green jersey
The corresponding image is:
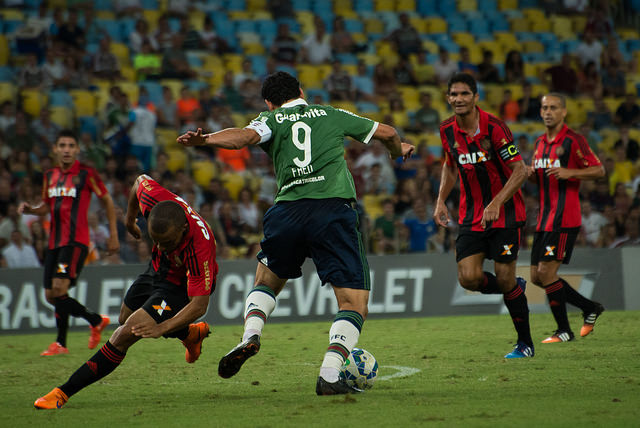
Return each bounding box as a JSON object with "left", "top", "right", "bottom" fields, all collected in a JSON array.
[{"left": 245, "top": 99, "right": 378, "bottom": 203}]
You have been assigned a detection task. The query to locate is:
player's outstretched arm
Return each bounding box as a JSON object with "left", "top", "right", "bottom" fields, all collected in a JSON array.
[
  {"left": 177, "top": 127, "right": 261, "bottom": 150},
  {"left": 18, "top": 201, "right": 48, "bottom": 216},
  {"left": 131, "top": 295, "right": 210, "bottom": 338},
  {"left": 373, "top": 123, "right": 414, "bottom": 161},
  {"left": 125, "top": 175, "right": 148, "bottom": 240},
  {"left": 99, "top": 193, "right": 120, "bottom": 255},
  {"left": 481, "top": 159, "right": 528, "bottom": 229},
  {"left": 434, "top": 159, "right": 458, "bottom": 227}
]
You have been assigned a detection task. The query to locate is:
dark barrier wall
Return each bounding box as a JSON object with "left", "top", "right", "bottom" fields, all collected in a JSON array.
[{"left": 0, "top": 248, "right": 630, "bottom": 334}]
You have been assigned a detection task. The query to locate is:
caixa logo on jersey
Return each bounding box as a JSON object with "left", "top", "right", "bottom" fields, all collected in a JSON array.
[
  {"left": 458, "top": 151, "right": 489, "bottom": 165},
  {"left": 48, "top": 187, "right": 77, "bottom": 198}
]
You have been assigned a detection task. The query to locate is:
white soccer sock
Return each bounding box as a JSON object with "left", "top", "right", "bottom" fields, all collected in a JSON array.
[
  {"left": 242, "top": 285, "right": 276, "bottom": 342},
  {"left": 319, "top": 319, "right": 361, "bottom": 382}
]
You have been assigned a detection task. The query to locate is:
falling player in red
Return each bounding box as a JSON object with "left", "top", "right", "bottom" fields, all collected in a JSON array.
[
  {"left": 434, "top": 73, "right": 533, "bottom": 358},
  {"left": 20, "top": 130, "right": 119, "bottom": 356},
  {"left": 34, "top": 174, "right": 218, "bottom": 409},
  {"left": 529, "top": 93, "right": 605, "bottom": 343}
]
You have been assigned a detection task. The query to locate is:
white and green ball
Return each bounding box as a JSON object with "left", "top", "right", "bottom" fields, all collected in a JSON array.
[{"left": 340, "top": 348, "right": 378, "bottom": 389}]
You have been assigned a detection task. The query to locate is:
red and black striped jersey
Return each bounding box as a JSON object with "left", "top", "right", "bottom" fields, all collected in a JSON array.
[
  {"left": 43, "top": 160, "right": 107, "bottom": 250},
  {"left": 137, "top": 177, "right": 218, "bottom": 296},
  {"left": 440, "top": 107, "right": 526, "bottom": 231},
  {"left": 532, "top": 124, "right": 601, "bottom": 231}
]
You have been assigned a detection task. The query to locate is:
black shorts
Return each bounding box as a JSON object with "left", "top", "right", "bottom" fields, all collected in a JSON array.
[
  {"left": 43, "top": 244, "right": 88, "bottom": 289},
  {"left": 455, "top": 228, "right": 522, "bottom": 263},
  {"left": 531, "top": 229, "right": 579, "bottom": 265},
  {"left": 123, "top": 262, "right": 191, "bottom": 335},
  {"left": 257, "top": 198, "right": 370, "bottom": 290}
]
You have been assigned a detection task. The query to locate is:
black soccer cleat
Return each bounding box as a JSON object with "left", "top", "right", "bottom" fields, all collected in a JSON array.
[
  {"left": 218, "top": 334, "right": 260, "bottom": 378},
  {"left": 315, "top": 376, "right": 363, "bottom": 396}
]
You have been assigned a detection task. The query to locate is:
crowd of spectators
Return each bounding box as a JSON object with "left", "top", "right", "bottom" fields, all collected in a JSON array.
[{"left": 1, "top": 0, "right": 639, "bottom": 268}]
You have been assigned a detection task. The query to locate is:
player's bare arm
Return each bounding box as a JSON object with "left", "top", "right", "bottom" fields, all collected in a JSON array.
[
  {"left": 177, "top": 127, "right": 261, "bottom": 150},
  {"left": 131, "top": 294, "right": 210, "bottom": 338},
  {"left": 125, "top": 174, "right": 150, "bottom": 240},
  {"left": 373, "top": 123, "right": 415, "bottom": 161},
  {"left": 546, "top": 165, "right": 605, "bottom": 180},
  {"left": 434, "top": 159, "right": 458, "bottom": 227},
  {"left": 18, "top": 201, "right": 49, "bottom": 216},
  {"left": 481, "top": 159, "right": 527, "bottom": 229},
  {"left": 99, "top": 193, "right": 120, "bottom": 255}
]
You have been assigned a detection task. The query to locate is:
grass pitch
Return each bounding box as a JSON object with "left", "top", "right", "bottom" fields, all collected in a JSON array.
[{"left": 3, "top": 311, "right": 639, "bottom": 427}]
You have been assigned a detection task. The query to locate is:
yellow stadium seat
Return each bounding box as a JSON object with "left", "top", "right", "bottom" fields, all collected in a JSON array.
[
  {"left": 570, "top": 16, "right": 587, "bottom": 33},
  {"left": 364, "top": 18, "right": 385, "bottom": 34},
  {"left": 352, "top": 33, "right": 368, "bottom": 44},
  {"left": 166, "top": 149, "right": 187, "bottom": 173},
  {"left": 295, "top": 11, "right": 315, "bottom": 33},
  {"left": 618, "top": 29, "right": 640, "bottom": 40},
  {"left": 160, "top": 79, "right": 183, "bottom": 100},
  {"left": 362, "top": 194, "right": 385, "bottom": 220},
  {"left": 49, "top": 106, "right": 73, "bottom": 128},
  {"left": 477, "top": 40, "right": 503, "bottom": 60},
  {"left": 483, "top": 84, "right": 503, "bottom": 111},
  {"left": 396, "top": 0, "right": 416, "bottom": 11},
  {"left": 192, "top": 160, "right": 220, "bottom": 188},
  {"left": 522, "top": 8, "right": 545, "bottom": 22},
  {"left": 221, "top": 172, "right": 246, "bottom": 200},
  {"left": 189, "top": 11, "right": 206, "bottom": 31},
  {"left": 550, "top": 15, "right": 573, "bottom": 39},
  {"left": 504, "top": 84, "right": 523, "bottom": 101},
  {"left": 243, "top": 43, "right": 265, "bottom": 55},
  {"left": 110, "top": 43, "right": 131, "bottom": 66},
  {"left": 223, "top": 54, "right": 244, "bottom": 73},
  {"left": 69, "top": 90, "right": 96, "bottom": 116},
  {"left": 494, "top": 32, "right": 518, "bottom": 46},
  {"left": 121, "top": 65, "right": 136, "bottom": 81},
  {"left": 374, "top": 0, "right": 395, "bottom": 11},
  {"left": 0, "top": 35, "right": 8, "bottom": 66},
  {"left": 0, "top": 82, "right": 15, "bottom": 103},
  {"left": 21, "top": 89, "right": 47, "bottom": 117},
  {"left": 522, "top": 40, "right": 544, "bottom": 53},
  {"left": 95, "top": 10, "right": 116, "bottom": 19},
  {"left": 334, "top": 9, "right": 358, "bottom": 19},
  {"left": 391, "top": 111, "right": 410, "bottom": 128},
  {"left": 231, "top": 113, "right": 248, "bottom": 128},
  {"left": 409, "top": 17, "right": 427, "bottom": 33},
  {"left": 420, "top": 40, "right": 439, "bottom": 54},
  {"left": 457, "top": 0, "right": 478, "bottom": 11},
  {"left": 297, "top": 65, "right": 321, "bottom": 89},
  {"left": 343, "top": 64, "right": 357, "bottom": 75},
  {"left": 316, "top": 64, "right": 333, "bottom": 81},
  {"left": 419, "top": 85, "right": 447, "bottom": 106},
  {"left": 333, "top": 0, "right": 353, "bottom": 13},
  {"left": 333, "top": 101, "right": 357, "bottom": 112},
  {"left": 509, "top": 17, "right": 530, "bottom": 32},
  {"left": 415, "top": 64, "right": 434, "bottom": 84},
  {"left": 523, "top": 62, "right": 538, "bottom": 79},
  {"left": 498, "top": 0, "right": 517, "bottom": 10},
  {"left": 531, "top": 17, "right": 551, "bottom": 32},
  {"left": 155, "top": 128, "right": 179, "bottom": 149},
  {"left": 0, "top": 9, "right": 24, "bottom": 20},
  {"left": 452, "top": 32, "right": 475, "bottom": 49},
  {"left": 376, "top": 41, "right": 399, "bottom": 67},
  {"left": 247, "top": 0, "right": 267, "bottom": 11},
  {"left": 357, "top": 53, "right": 381, "bottom": 66},
  {"left": 603, "top": 97, "right": 622, "bottom": 113},
  {"left": 424, "top": 17, "right": 447, "bottom": 33},
  {"left": 228, "top": 11, "right": 252, "bottom": 20},
  {"left": 117, "top": 81, "right": 140, "bottom": 104},
  {"left": 143, "top": 10, "right": 161, "bottom": 30}
]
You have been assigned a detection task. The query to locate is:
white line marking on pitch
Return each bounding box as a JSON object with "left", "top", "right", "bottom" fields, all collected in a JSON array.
[{"left": 377, "top": 365, "right": 421, "bottom": 381}]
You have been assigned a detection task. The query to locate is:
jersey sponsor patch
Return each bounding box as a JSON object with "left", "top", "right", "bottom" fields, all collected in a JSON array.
[{"left": 498, "top": 141, "right": 519, "bottom": 161}]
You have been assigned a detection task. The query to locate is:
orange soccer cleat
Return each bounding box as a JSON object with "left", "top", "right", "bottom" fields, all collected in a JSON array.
[
  {"left": 88, "top": 315, "right": 110, "bottom": 349},
  {"left": 40, "top": 342, "right": 69, "bottom": 356},
  {"left": 581, "top": 303, "right": 605, "bottom": 337},
  {"left": 182, "top": 322, "right": 211, "bottom": 363},
  {"left": 34, "top": 387, "right": 68, "bottom": 409},
  {"left": 541, "top": 330, "right": 575, "bottom": 343}
]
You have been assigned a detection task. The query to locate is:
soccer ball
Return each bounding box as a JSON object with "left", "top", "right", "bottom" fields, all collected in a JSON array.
[{"left": 340, "top": 348, "right": 378, "bottom": 390}]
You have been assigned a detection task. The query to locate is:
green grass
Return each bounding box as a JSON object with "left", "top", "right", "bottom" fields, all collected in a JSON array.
[{"left": 3, "top": 311, "right": 640, "bottom": 427}]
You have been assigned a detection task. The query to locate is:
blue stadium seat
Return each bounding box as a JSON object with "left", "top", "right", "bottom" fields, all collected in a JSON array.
[
  {"left": 138, "top": 81, "right": 163, "bottom": 105},
  {"left": 94, "top": 0, "right": 113, "bottom": 11},
  {"left": 417, "top": 0, "right": 438, "bottom": 16},
  {"left": 3, "top": 20, "right": 23, "bottom": 34},
  {"left": 627, "top": 39, "right": 640, "bottom": 52},
  {"left": 119, "top": 18, "right": 137, "bottom": 43},
  {"left": 274, "top": 18, "right": 300, "bottom": 33},
  {"left": 275, "top": 64, "right": 298, "bottom": 77},
  {"left": 48, "top": 90, "right": 74, "bottom": 108},
  {"left": 141, "top": 0, "right": 159, "bottom": 9},
  {"left": 78, "top": 116, "right": 100, "bottom": 140},
  {"left": 224, "top": 0, "right": 246, "bottom": 11},
  {"left": 447, "top": 17, "right": 467, "bottom": 33},
  {"left": 25, "top": 0, "right": 43, "bottom": 7},
  {"left": 292, "top": 0, "right": 312, "bottom": 11},
  {"left": 335, "top": 53, "right": 358, "bottom": 65},
  {"left": 515, "top": 32, "right": 538, "bottom": 42},
  {"left": 562, "top": 39, "right": 580, "bottom": 54},
  {"left": 478, "top": 0, "right": 497, "bottom": 10},
  {"left": 469, "top": 20, "right": 490, "bottom": 37},
  {"left": 354, "top": 0, "right": 374, "bottom": 13},
  {"left": 519, "top": 0, "right": 539, "bottom": 7},
  {"left": 633, "top": 0, "right": 640, "bottom": 11},
  {"left": 186, "top": 52, "right": 203, "bottom": 68},
  {"left": 257, "top": 20, "right": 278, "bottom": 39},
  {"left": 96, "top": 19, "right": 122, "bottom": 42},
  {"left": 0, "top": 66, "right": 14, "bottom": 81},
  {"left": 248, "top": 55, "right": 267, "bottom": 77},
  {"left": 168, "top": 18, "right": 181, "bottom": 33},
  {"left": 305, "top": 89, "right": 329, "bottom": 103},
  {"left": 490, "top": 19, "right": 510, "bottom": 32},
  {"left": 436, "top": 0, "right": 457, "bottom": 15},
  {"left": 235, "top": 20, "right": 256, "bottom": 34},
  {"left": 356, "top": 101, "right": 379, "bottom": 113},
  {"left": 344, "top": 19, "right": 364, "bottom": 33}
]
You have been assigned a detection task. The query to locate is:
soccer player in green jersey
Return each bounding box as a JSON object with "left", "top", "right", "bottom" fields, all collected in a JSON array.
[{"left": 178, "top": 71, "right": 413, "bottom": 395}]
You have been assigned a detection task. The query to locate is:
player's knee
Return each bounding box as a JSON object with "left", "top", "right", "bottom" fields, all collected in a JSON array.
[
  {"left": 530, "top": 269, "right": 544, "bottom": 287},
  {"left": 458, "top": 271, "right": 483, "bottom": 290}
]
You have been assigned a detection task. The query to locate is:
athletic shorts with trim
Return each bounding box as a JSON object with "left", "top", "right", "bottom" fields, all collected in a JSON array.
[
  {"left": 455, "top": 227, "right": 522, "bottom": 263},
  {"left": 123, "top": 262, "right": 192, "bottom": 338},
  {"left": 43, "top": 244, "right": 88, "bottom": 289},
  {"left": 257, "top": 198, "right": 370, "bottom": 290},
  {"left": 530, "top": 228, "right": 579, "bottom": 265}
]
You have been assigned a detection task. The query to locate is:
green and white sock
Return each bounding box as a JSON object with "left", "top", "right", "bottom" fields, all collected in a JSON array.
[
  {"left": 242, "top": 284, "right": 276, "bottom": 342},
  {"left": 319, "top": 310, "right": 364, "bottom": 382}
]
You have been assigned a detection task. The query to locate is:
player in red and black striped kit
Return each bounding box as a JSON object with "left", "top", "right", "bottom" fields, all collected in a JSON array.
[
  {"left": 529, "top": 93, "right": 605, "bottom": 343},
  {"left": 35, "top": 174, "right": 218, "bottom": 409},
  {"left": 434, "top": 73, "right": 534, "bottom": 358},
  {"left": 20, "top": 130, "right": 119, "bottom": 356}
]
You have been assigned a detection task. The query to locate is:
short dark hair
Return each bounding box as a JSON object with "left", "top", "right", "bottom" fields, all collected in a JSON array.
[
  {"left": 447, "top": 72, "right": 478, "bottom": 95},
  {"left": 148, "top": 201, "right": 186, "bottom": 234},
  {"left": 56, "top": 129, "right": 78, "bottom": 143},
  {"left": 544, "top": 92, "right": 566, "bottom": 108},
  {"left": 261, "top": 71, "right": 301, "bottom": 107}
]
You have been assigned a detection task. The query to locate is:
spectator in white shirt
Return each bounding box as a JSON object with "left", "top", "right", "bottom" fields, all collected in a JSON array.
[
  {"left": 581, "top": 200, "right": 609, "bottom": 246},
  {"left": 1, "top": 229, "right": 40, "bottom": 268},
  {"left": 301, "top": 16, "right": 332, "bottom": 65},
  {"left": 575, "top": 30, "right": 603, "bottom": 70}
]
